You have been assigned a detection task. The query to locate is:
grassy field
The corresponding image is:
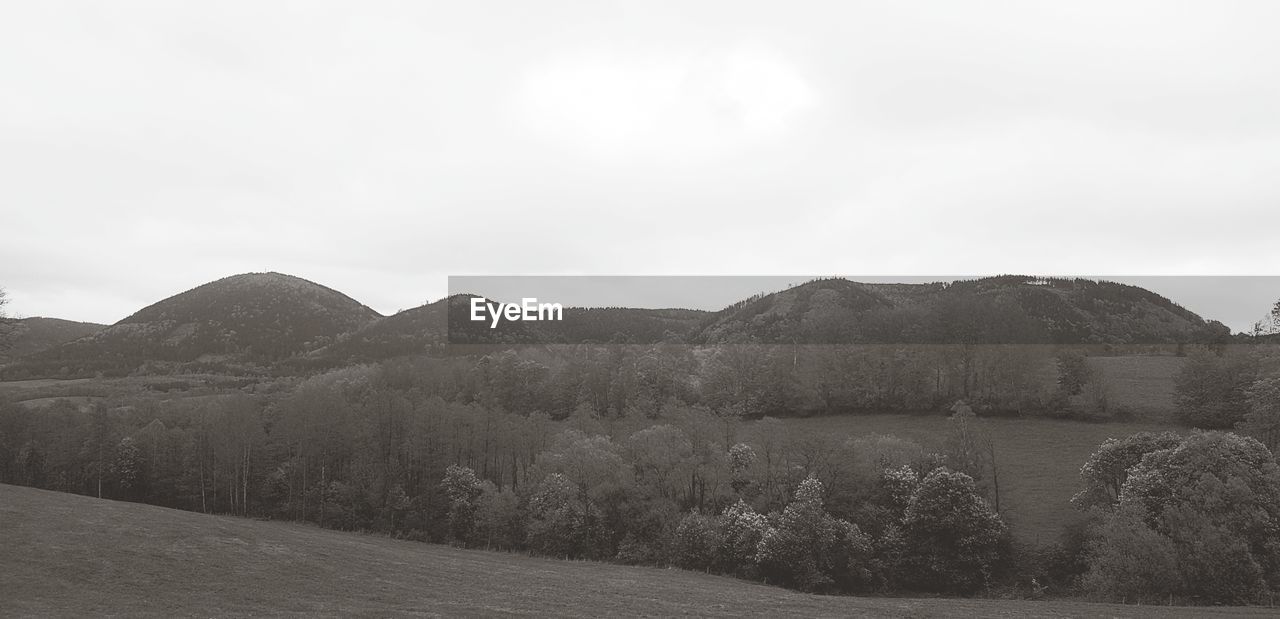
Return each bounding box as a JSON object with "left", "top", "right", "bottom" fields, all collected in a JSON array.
[
  {"left": 1089, "top": 355, "right": 1183, "bottom": 421},
  {"left": 782, "top": 415, "right": 1180, "bottom": 544},
  {"left": 4, "top": 484, "right": 1270, "bottom": 618},
  {"left": 0, "top": 375, "right": 277, "bottom": 410}
]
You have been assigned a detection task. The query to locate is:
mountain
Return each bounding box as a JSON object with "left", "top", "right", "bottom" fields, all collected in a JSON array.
[
  {"left": 446, "top": 296, "right": 709, "bottom": 346},
  {"left": 308, "top": 296, "right": 710, "bottom": 364},
  {"left": 0, "top": 317, "right": 104, "bottom": 362},
  {"left": 302, "top": 296, "right": 452, "bottom": 365},
  {"left": 691, "top": 276, "right": 1231, "bottom": 345},
  {"left": 1, "top": 273, "right": 1240, "bottom": 379},
  {"left": 2, "top": 273, "right": 379, "bottom": 379}
]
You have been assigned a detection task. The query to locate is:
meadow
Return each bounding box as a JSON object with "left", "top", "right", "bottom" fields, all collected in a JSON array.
[
  {"left": 3, "top": 484, "right": 1267, "bottom": 618},
  {"left": 1088, "top": 355, "right": 1184, "bottom": 420}
]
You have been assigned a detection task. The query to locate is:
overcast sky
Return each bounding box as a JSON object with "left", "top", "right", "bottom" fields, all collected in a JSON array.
[{"left": 2, "top": 1, "right": 1278, "bottom": 331}]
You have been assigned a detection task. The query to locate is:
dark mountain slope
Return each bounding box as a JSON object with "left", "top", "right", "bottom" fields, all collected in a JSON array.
[
  {"left": 692, "top": 276, "right": 1230, "bottom": 345},
  {"left": 304, "top": 296, "right": 451, "bottom": 365},
  {"left": 313, "top": 295, "right": 710, "bottom": 362},
  {"left": 0, "top": 317, "right": 104, "bottom": 362},
  {"left": 2, "top": 273, "right": 379, "bottom": 378}
]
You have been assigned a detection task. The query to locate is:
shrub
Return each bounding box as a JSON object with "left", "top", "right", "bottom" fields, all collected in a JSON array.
[
  {"left": 1081, "top": 505, "right": 1179, "bottom": 603},
  {"left": 672, "top": 511, "right": 722, "bottom": 571}
]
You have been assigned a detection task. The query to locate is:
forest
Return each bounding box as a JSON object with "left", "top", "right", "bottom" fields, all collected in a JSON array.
[{"left": 4, "top": 339, "right": 1280, "bottom": 604}]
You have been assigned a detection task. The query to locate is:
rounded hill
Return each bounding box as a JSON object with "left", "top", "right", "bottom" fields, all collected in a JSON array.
[{"left": 4, "top": 273, "right": 380, "bottom": 378}]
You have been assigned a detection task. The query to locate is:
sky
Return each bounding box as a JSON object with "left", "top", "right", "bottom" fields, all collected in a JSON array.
[{"left": 2, "top": 1, "right": 1279, "bottom": 332}]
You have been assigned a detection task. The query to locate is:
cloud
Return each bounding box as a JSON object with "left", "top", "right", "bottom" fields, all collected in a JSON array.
[
  {"left": 1, "top": 1, "right": 1278, "bottom": 329},
  {"left": 513, "top": 45, "right": 817, "bottom": 161}
]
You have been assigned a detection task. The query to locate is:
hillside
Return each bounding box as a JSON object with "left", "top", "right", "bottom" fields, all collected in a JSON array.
[
  {"left": 302, "top": 295, "right": 709, "bottom": 365},
  {"left": 2, "top": 273, "right": 380, "bottom": 379},
  {"left": 441, "top": 295, "right": 710, "bottom": 345},
  {"left": 0, "top": 317, "right": 104, "bottom": 362},
  {"left": 694, "top": 276, "right": 1231, "bottom": 345},
  {"left": 304, "top": 297, "right": 451, "bottom": 365},
  {"left": 0, "top": 274, "right": 1244, "bottom": 377},
  {"left": 2, "top": 484, "right": 1261, "bottom": 618}
]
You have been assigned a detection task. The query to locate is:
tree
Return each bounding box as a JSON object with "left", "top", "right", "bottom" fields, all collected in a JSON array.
[
  {"left": 943, "top": 403, "right": 986, "bottom": 484},
  {"left": 1071, "top": 431, "right": 1182, "bottom": 510},
  {"left": 1251, "top": 298, "right": 1280, "bottom": 337},
  {"left": 1174, "top": 349, "right": 1258, "bottom": 428},
  {"left": 1055, "top": 352, "right": 1094, "bottom": 398},
  {"left": 716, "top": 499, "right": 768, "bottom": 575},
  {"left": 110, "top": 436, "right": 144, "bottom": 500},
  {"left": 1080, "top": 504, "right": 1179, "bottom": 604},
  {"left": 440, "top": 464, "right": 484, "bottom": 545},
  {"left": 1084, "top": 432, "right": 1280, "bottom": 604},
  {"left": 474, "top": 482, "right": 521, "bottom": 550},
  {"left": 1238, "top": 376, "right": 1280, "bottom": 452},
  {"left": 627, "top": 425, "right": 693, "bottom": 501},
  {"left": 899, "top": 468, "right": 1007, "bottom": 593},
  {"left": 525, "top": 473, "right": 588, "bottom": 558},
  {"left": 755, "top": 477, "right": 872, "bottom": 592},
  {"left": 0, "top": 286, "right": 12, "bottom": 353},
  {"left": 727, "top": 442, "right": 756, "bottom": 496},
  {"left": 672, "top": 511, "right": 722, "bottom": 571}
]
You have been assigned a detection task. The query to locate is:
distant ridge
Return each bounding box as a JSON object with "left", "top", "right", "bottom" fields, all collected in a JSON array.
[
  {"left": 302, "top": 296, "right": 453, "bottom": 365},
  {"left": 690, "top": 276, "right": 1231, "bottom": 345},
  {"left": 1, "top": 273, "right": 1245, "bottom": 379},
  {"left": 0, "top": 317, "right": 104, "bottom": 362},
  {"left": 2, "top": 273, "right": 380, "bottom": 378}
]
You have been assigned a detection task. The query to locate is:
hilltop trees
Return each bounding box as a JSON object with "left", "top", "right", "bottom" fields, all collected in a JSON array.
[
  {"left": 1252, "top": 299, "right": 1280, "bottom": 337},
  {"left": 0, "top": 286, "right": 12, "bottom": 352}
]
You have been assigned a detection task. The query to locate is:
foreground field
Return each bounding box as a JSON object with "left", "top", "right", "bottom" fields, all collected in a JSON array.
[
  {"left": 784, "top": 415, "right": 1180, "bottom": 544},
  {"left": 2, "top": 485, "right": 1269, "bottom": 618}
]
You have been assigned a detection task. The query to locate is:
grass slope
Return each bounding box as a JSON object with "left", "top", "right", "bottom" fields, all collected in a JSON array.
[
  {"left": 784, "top": 415, "right": 1181, "bottom": 543},
  {"left": 2, "top": 485, "right": 1267, "bottom": 618}
]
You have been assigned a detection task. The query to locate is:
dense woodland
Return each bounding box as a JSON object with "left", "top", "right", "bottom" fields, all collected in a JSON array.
[{"left": 3, "top": 339, "right": 1280, "bottom": 603}]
